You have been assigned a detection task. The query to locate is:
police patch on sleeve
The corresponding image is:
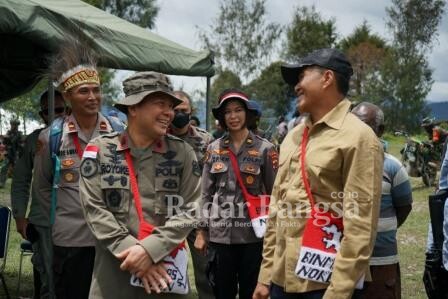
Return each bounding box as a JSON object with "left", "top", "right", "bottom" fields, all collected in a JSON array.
[
  {"left": 80, "top": 158, "right": 98, "bottom": 178},
  {"left": 192, "top": 160, "right": 201, "bottom": 177}
]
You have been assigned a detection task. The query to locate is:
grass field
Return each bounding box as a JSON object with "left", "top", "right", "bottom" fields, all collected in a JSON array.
[{"left": 0, "top": 134, "right": 435, "bottom": 298}]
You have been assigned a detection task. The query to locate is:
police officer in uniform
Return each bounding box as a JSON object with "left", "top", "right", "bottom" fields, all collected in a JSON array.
[
  {"left": 33, "top": 38, "right": 123, "bottom": 299},
  {"left": 11, "top": 90, "right": 66, "bottom": 298},
  {"left": 169, "top": 90, "right": 214, "bottom": 299},
  {"left": 79, "top": 71, "right": 201, "bottom": 298},
  {"left": 195, "top": 89, "right": 278, "bottom": 299}
]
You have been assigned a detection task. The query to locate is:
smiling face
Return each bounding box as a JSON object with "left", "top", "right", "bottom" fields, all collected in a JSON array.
[
  {"left": 64, "top": 83, "right": 101, "bottom": 117},
  {"left": 294, "top": 67, "right": 325, "bottom": 114},
  {"left": 129, "top": 92, "right": 175, "bottom": 139},
  {"left": 223, "top": 99, "right": 247, "bottom": 132}
]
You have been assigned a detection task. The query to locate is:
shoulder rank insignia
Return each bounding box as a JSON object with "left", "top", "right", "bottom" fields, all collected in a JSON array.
[
  {"left": 99, "top": 121, "right": 108, "bottom": 130},
  {"left": 68, "top": 122, "right": 76, "bottom": 132}
]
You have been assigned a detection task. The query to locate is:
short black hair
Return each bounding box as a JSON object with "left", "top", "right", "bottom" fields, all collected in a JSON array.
[
  {"left": 333, "top": 71, "right": 350, "bottom": 96},
  {"left": 312, "top": 66, "right": 350, "bottom": 96}
]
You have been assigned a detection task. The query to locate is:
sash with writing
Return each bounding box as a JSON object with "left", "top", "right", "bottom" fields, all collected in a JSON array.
[
  {"left": 294, "top": 127, "right": 364, "bottom": 289},
  {"left": 228, "top": 149, "right": 270, "bottom": 238},
  {"left": 125, "top": 150, "right": 189, "bottom": 294}
]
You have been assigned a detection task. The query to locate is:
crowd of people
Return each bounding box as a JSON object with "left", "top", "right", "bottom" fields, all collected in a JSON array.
[{"left": 5, "top": 35, "right": 448, "bottom": 299}]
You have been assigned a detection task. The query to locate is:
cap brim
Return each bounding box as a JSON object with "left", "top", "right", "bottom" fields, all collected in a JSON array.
[
  {"left": 212, "top": 95, "right": 258, "bottom": 120},
  {"left": 281, "top": 63, "right": 313, "bottom": 86},
  {"left": 115, "top": 90, "right": 183, "bottom": 114}
]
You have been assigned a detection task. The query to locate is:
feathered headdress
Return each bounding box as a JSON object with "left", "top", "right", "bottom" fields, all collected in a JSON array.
[{"left": 48, "top": 36, "right": 100, "bottom": 92}]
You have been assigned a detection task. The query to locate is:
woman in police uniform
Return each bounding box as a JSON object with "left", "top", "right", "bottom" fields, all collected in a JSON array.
[{"left": 195, "top": 89, "right": 278, "bottom": 299}]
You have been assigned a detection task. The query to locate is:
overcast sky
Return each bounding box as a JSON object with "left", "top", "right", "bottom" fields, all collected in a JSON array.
[{"left": 148, "top": 0, "right": 448, "bottom": 102}]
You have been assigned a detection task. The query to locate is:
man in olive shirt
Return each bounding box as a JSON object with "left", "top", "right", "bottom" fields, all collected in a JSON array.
[
  {"left": 11, "top": 90, "right": 66, "bottom": 298},
  {"left": 169, "top": 90, "right": 214, "bottom": 299},
  {"left": 253, "top": 48, "right": 383, "bottom": 299}
]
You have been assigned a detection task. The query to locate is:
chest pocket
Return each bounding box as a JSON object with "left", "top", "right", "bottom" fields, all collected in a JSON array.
[
  {"left": 154, "top": 175, "right": 181, "bottom": 215},
  {"left": 101, "top": 174, "right": 131, "bottom": 214},
  {"left": 240, "top": 163, "right": 261, "bottom": 191},
  {"left": 59, "top": 157, "right": 81, "bottom": 187},
  {"left": 209, "top": 161, "right": 229, "bottom": 188},
  {"left": 306, "top": 150, "right": 341, "bottom": 190}
]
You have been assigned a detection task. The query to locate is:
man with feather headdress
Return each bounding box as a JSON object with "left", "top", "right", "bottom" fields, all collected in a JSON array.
[{"left": 33, "top": 36, "right": 124, "bottom": 299}]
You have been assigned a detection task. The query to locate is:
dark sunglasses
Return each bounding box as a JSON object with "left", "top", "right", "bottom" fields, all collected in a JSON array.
[{"left": 40, "top": 107, "right": 66, "bottom": 116}]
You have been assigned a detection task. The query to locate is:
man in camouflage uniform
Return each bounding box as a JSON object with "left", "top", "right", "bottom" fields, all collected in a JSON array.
[
  {"left": 11, "top": 90, "right": 66, "bottom": 298},
  {"left": 79, "top": 71, "right": 201, "bottom": 298},
  {"left": 169, "top": 90, "right": 214, "bottom": 299},
  {"left": 0, "top": 119, "right": 23, "bottom": 188}
]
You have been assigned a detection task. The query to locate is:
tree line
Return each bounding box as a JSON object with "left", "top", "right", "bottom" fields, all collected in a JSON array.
[{"left": 1, "top": 0, "right": 445, "bottom": 134}]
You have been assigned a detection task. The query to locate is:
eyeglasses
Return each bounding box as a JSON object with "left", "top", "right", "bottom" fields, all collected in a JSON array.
[{"left": 40, "top": 107, "right": 66, "bottom": 116}]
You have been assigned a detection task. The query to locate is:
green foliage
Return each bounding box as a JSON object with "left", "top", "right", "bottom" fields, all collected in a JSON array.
[
  {"left": 99, "top": 68, "right": 120, "bottom": 106},
  {"left": 209, "top": 70, "right": 243, "bottom": 106},
  {"left": 368, "top": 0, "right": 445, "bottom": 133},
  {"left": 338, "top": 22, "right": 388, "bottom": 101},
  {"left": 245, "top": 61, "right": 293, "bottom": 117},
  {"left": 83, "top": 0, "right": 159, "bottom": 29},
  {"left": 102, "top": 0, "right": 159, "bottom": 29},
  {"left": 198, "top": 0, "right": 281, "bottom": 80},
  {"left": 283, "top": 5, "right": 338, "bottom": 61}
]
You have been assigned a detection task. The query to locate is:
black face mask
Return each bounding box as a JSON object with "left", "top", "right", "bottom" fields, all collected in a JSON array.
[{"left": 172, "top": 111, "right": 191, "bottom": 128}]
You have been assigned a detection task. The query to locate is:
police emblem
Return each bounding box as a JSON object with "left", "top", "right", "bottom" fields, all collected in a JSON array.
[
  {"left": 246, "top": 175, "right": 254, "bottom": 185},
  {"left": 192, "top": 160, "right": 201, "bottom": 177},
  {"left": 120, "top": 176, "right": 127, "bottom": 187},
  {"left": 80, "top": 158, "right": 98, "bottom": 178},
  {"left": 64, "top": 171, "right": 75, "bottom": 182},
  {"left": 107, "top": 190, "right": 121, "bottom": 208}
]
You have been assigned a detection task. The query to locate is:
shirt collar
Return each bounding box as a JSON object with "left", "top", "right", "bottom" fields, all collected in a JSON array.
[
  {"left": 305, "top": 99, "right": 351, "bottom": 130},
  {"left": 117, "top": 130, "right": 167, "bottom": 154},
  {"left": 221, "top": 130, "right": 256, "bottom": 148}
]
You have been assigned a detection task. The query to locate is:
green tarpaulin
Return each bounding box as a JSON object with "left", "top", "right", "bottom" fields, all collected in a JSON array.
[{"left": 0, "top": 0, "right": 215, "bottom": 102}]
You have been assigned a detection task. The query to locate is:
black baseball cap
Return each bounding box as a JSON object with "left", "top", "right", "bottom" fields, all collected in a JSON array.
[{"left": 281, "top": 48, "right": 354, "bottom": 86}]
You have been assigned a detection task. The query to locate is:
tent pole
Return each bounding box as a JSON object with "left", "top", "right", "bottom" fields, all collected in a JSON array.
[
  {"left": 206, "top": 76, "right": 211, "bottom": 131},
  {"left": 48, "top": 81, "right": 55, "bottom": 124}
]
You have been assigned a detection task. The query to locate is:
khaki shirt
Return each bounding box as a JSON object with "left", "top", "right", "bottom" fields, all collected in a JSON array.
[
  {"left": 79, "top": 131, "right": 201, "bottom": 298},
  {"left": 11, "top": 128, "right": 47, "bottom": 226},
  {"left": 33, "top": 113, "right": 115, "bottom": 247},
  {"left": 201, "top": 131, "right": 278, "bottom": 244},
  {"left": 258, "top": 100, "right": 383, "bottom": 299},
  {"left": 172, "top": 125, "right": 213, "bottom": 171}
]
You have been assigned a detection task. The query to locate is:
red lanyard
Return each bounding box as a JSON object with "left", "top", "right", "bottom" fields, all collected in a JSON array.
[
  {"left": 124, "top": 149, "right": 146, "bottom": 224},
  {"left": 300, "top": 127, "right": 316, "bottom": 208},
  {"left": 72, "top": 134, "right": 84, "bottom": 159}
]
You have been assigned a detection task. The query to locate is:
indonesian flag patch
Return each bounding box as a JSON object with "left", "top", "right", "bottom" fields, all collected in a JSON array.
[{"left": 82, "top": 145, "right": 99, "bottom": 159}]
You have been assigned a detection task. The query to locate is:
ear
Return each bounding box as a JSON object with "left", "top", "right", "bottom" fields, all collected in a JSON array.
[
  {"left": 321, "top": 70, "right": 335, "bottom": 90},
  {"left": 128, "top": 105, "right": 138, "bottom": 117}
]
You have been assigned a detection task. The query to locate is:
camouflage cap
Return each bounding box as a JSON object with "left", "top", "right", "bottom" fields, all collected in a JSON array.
[{"left": 115, "top": 71, "right": 182, "bottom": 113}]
